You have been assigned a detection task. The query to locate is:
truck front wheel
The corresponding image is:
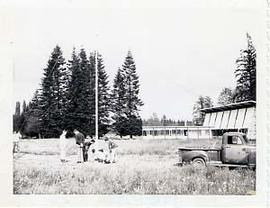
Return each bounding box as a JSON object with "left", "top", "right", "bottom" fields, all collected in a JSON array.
[{"left": 192, "top": 158, "right": 206, "bottom": 168}]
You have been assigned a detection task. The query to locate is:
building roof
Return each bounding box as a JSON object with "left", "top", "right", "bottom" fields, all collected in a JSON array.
[
  {"left": 200, "top": 101, "right": 256, "bottom": 113},
  {"left": 143, "top": 126, "right": 213, "bottom": 130},
  {"left": 223, "top": 132, "right": 246, "bottom": 136}
]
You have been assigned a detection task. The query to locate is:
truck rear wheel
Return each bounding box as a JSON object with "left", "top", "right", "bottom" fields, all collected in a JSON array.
[{"left": 192, "top": 158, "right": 206, "bottom": 168}]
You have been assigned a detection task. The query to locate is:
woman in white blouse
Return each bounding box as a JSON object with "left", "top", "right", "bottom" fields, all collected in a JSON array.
[{"left": 59, "top": 130, "right": 67, "bottom": 162}]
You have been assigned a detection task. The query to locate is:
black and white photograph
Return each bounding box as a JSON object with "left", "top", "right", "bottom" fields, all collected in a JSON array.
[{"left": 1, "top": 0, "right": 269, "bottom": 207}]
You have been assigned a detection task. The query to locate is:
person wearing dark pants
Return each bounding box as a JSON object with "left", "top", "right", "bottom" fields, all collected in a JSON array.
[
  {"left": 83, "top": 138, "right": 95, "bottom": 162},
  {"left": 74, "top": 129, "right": 85, "bottom": 163}
]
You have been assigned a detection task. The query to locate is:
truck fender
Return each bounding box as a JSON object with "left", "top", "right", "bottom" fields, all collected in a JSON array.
[{"left": 183, "top": 150, "right": 209, "bottom": 163}]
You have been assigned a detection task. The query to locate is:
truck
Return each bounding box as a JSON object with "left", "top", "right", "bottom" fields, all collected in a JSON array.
[{"left": 178, "top": 132, "right": 256, "bottom": 168}]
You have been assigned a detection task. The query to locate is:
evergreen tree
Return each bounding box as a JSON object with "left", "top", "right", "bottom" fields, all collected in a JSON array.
[
  {"left": 217, "top": 87, "right": 235, "bottom": 105},
  {"left": 22, "top": 100, "right": 26, "bottom": 112},
  {"left": 77, "top": 48, "right": 92, "bottom": 135},
  {"left": 96, "top": 53, "right": 110, "bottom": 136},
  {"left": 25, "top": 90, "right": 43, "bottom": 137},
  {"left": 87, "top": 52, "right": 96, "bottom": 136},
  {"left": 234, "top": 33, "right": 256, "bottom": 102},
  {"left": 40, "top": 45, "right": 66, "bottom": 138},
  {"left": 65, "top": 48, "right": 86, "bottom": 133},
  {"left": 121, "top": 51, "right": 143, "bottom": 138},
  {"left": 111, "top": 68, "right": 127, "bottom": 136},
  {"left": 19, "top": 100, "right": 27, "bottom": 135},
  {"left": 161, "top": 115, "right": 168, "bottom": 126},
  {"left": 13, "top": 101, "right": 21, "bottom": 132},
  {"left": 148, "top": 113, "right": 161, "bottom": 126},
  {"left": 20, "top": 90, "right": 42, "bottom": 138},
  {"left": 15, "top": 101, "right": 20, "bottom": 116},
  {"left": 65, "top": 48, "right": 98, "bottom": 136},
  {"left": 192, "top": 96, "right": 213, "bottom": 126}
]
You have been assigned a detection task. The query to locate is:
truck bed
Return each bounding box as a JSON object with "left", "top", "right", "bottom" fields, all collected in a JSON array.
[
  {"left": 178, "top": 146, "right": 221, "bottom": 151},
  {"left": 177, "top": 139, "right": 222, "bottom": 150}
]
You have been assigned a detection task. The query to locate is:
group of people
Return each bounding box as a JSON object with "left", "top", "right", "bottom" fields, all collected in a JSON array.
[
  {"left": 59, "top": 129, "right": 118, "bottom": 164},
  {"left": 13, "top": 129, "right": 118, "bottom": 164}
]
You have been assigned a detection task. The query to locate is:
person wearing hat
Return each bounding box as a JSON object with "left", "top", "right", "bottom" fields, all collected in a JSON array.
[{"left": 73, "top": 129, "right": 85, "bottom": 163}]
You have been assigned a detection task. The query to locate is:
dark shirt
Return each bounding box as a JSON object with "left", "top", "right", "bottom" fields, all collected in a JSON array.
[{"left": 75, "top": 132, "right": 85, "bottom": 145}]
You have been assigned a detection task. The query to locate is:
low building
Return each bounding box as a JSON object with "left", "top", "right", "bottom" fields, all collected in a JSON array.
[
  {"left": 142, "top": 101, "right": 256, "bottom": 140},
  {"left": 142, "top": 126, "right": 212, "bottom": 139},
  {"left": 201, "top": 101, "right": 256, "bottom": 141}
]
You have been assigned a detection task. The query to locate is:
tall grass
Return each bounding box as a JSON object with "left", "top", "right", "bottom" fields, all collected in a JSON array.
[
  {"left": 13, "top": 165, "right": 255, "bottom": 194},
  {"left": 18, "top": 138, "right": 220, "bottom": 156},
  {"left": 14, "top": 138, "right": 255, "bottom": 195}
]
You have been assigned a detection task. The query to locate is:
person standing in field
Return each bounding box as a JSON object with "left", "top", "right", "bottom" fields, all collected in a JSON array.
[
  {"left": 83, "top": 136, "right": 95, "bottom": 162},
  {"left": 104, "top": 137, "right": 118, "bottom": 163},
  {"left": 13, "top": 131, "right": 21, "bottom": 153},
  {"left": 59, "top": 130, "right": 67, "bottom": 162},
  {"left": 74, "top": 129, "right": 85, "bottom": 163}
]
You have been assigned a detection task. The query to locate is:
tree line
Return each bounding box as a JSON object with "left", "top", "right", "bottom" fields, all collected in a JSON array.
[
  {"left": 13, "top": 46, "right": 143, "bottom": 138},
  {"left": 192, "top": 33, "right": 256, "bottom": 125},
  {"left": 142, "top": 113, "right": 193, "bottom": 126}
]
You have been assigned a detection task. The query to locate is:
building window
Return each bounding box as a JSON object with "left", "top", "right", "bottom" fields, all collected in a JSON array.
[{"left": 239, "top": 128, "right": 248, "bottom": 134}]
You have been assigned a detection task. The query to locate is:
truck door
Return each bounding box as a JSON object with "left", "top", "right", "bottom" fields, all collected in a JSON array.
[{"left": 222, "top": 135, "right": 249, "bottom": 164}]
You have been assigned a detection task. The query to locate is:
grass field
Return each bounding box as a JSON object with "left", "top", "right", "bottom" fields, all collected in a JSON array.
[{"left": 13, "top": 138, "right": 255, "bottom": 194}]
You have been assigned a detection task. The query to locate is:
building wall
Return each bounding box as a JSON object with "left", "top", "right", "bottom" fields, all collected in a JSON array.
[
  {"left": 143, "top": 103, "right": 256, "bottom": 140},
  {"left": 142, "top": 127, "right": 212, "bottom": 139},
  {"left": 203, "top": 106, "right": 256, "bottom": 140}
]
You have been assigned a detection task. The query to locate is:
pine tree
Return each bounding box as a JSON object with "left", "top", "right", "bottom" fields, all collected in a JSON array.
[
  {"left": 26, "top": 90, "right": 43, "bottom": 137},
  {"left": 217, "top": 87, "right": 235, "bottom": 105},
  {"left": 22, "top": 100, "right": 26, "bottom": 112},
  {"left": 15, "top": 101, "right": 20, "bottom": 116},
  {"left": 40, "top": 45, "right": 66, "bottom": 138},
  {"left": 65, "top": 48, "right": 96, "bottom": 136},
  {"left": 21, "top": 90, "right": 42, "bottom": 138},
  {"left": 13, "top": 101, "right": 21, "bottom": 132},
  {"left": 96, "top": 53, "right": 110, "bottom": 136},
  {"left": 77, "top": 48, "right": 92, "bottom": 135},
  {"left": 161, "top": 115, "right": 168, "bottom": 126},
  {"left": 19, "top": 100, "right": 27, "bottom": 135},
  {"left": 88, "top": 52, "right": 96, "bottom": 136},
  {"left": 111, "top": 68, "right": 127, "bottom": 137},
  {"left": 65, "top": 48, "right": 85, "bottom": 133},
  {"left": 234, "top": 33, "right": 256, "bottom": 102},
  {"left": 121, "top": 51, "right": 143, "bottom": 138},
  {"left": 192, "top": 96, "right": 213, "bottom": 126}
]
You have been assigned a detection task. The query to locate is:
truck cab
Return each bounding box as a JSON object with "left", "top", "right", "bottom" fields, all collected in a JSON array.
[{"left": 221, "top": 132, "right": 256, "bottom": 166}]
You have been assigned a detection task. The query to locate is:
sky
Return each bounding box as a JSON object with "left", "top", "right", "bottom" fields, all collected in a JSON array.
[{"left": 10, "top": 0, "right": 263, "bottom": 120}]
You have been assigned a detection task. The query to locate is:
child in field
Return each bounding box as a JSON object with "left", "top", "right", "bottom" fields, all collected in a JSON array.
[{"left": 59, "top": 130, "right": 67, "bottom": 162}]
